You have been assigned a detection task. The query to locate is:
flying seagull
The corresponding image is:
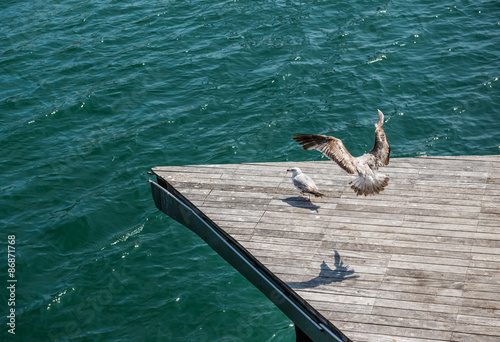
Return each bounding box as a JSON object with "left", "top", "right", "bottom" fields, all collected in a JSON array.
[
  {"left": 287, "top": 167, "right": 325, "bottom": 200},
  {"left": 292, "top": 109, "right": 391, "bottom": 196}
]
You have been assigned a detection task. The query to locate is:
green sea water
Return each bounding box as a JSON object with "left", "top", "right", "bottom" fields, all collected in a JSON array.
[{"left": 1, "top": 0, "right": 499, "bottom": 341}]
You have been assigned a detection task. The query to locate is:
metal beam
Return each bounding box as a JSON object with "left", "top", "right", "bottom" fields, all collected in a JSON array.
[{"left": 150, "top": 179, "right": 351, "bottom": 342}]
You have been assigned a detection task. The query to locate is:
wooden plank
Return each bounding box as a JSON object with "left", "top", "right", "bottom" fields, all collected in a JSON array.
[{"left": 151, "top": 155, "right": 500, "bottom": 342}]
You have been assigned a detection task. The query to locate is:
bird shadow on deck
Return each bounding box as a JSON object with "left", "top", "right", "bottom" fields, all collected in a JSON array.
[
  {"left": 287, "top": 251, "right": 359, "bottom": 289},
  {"left": 281, "top": 196, "right": 320, "bottom": 212}
]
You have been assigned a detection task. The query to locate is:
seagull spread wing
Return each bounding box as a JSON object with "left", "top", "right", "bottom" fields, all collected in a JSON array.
[
  {"left": 369, "top": 109, "right": 391, "bottom": 167},
  {"left": 293, "top": 134, "right": 357, "bottom": 174}
]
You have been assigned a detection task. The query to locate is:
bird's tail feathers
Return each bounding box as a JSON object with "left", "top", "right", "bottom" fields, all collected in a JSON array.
[
  {"left": 312, "top": 190, "right": 325, "bottom": 198},
  {"left": 349, "top": 172, "right": 389, "bottom": 196}
]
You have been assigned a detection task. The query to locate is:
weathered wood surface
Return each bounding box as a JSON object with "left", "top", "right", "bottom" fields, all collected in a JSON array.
[{"left": 152, "top": 155, "right": 500, "bottom": 342}]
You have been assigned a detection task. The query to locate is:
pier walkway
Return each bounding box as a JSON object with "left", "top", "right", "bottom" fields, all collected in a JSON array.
[{"left": 150, "top": 155, "right": 500, "bottom": 342}]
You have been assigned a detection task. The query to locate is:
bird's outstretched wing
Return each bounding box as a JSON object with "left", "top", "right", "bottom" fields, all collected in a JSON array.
[
  {"left": 293, "top": 134, "right": 357, "bottom": 174},
  {"left": 369, "top": 109, "right": 391, "bottom": 166}
]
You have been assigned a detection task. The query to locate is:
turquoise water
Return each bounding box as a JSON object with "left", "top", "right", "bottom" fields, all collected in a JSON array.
[{"left": 1, "top": 0, "right": 498, "bottom": 341}]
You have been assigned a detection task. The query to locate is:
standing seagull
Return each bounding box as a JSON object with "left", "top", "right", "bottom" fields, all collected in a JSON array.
[
  {"left": 287, "top": 167, "right": 325, "bottom": 200},
  {"left": 293, "top": 109, "right": 391, "bottom": 196}
]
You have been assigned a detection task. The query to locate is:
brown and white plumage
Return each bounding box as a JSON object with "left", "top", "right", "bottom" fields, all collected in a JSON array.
[
  {"left": 293, "top": 109, "right": 391, "bottom": 196},
  {"left": 287, "top": 167, "right": 325, "bottom": 200}
]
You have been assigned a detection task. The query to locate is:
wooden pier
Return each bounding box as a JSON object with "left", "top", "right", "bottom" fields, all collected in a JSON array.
[{"left": 150, "top": 155, "right": 500, "bottom": 342}]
